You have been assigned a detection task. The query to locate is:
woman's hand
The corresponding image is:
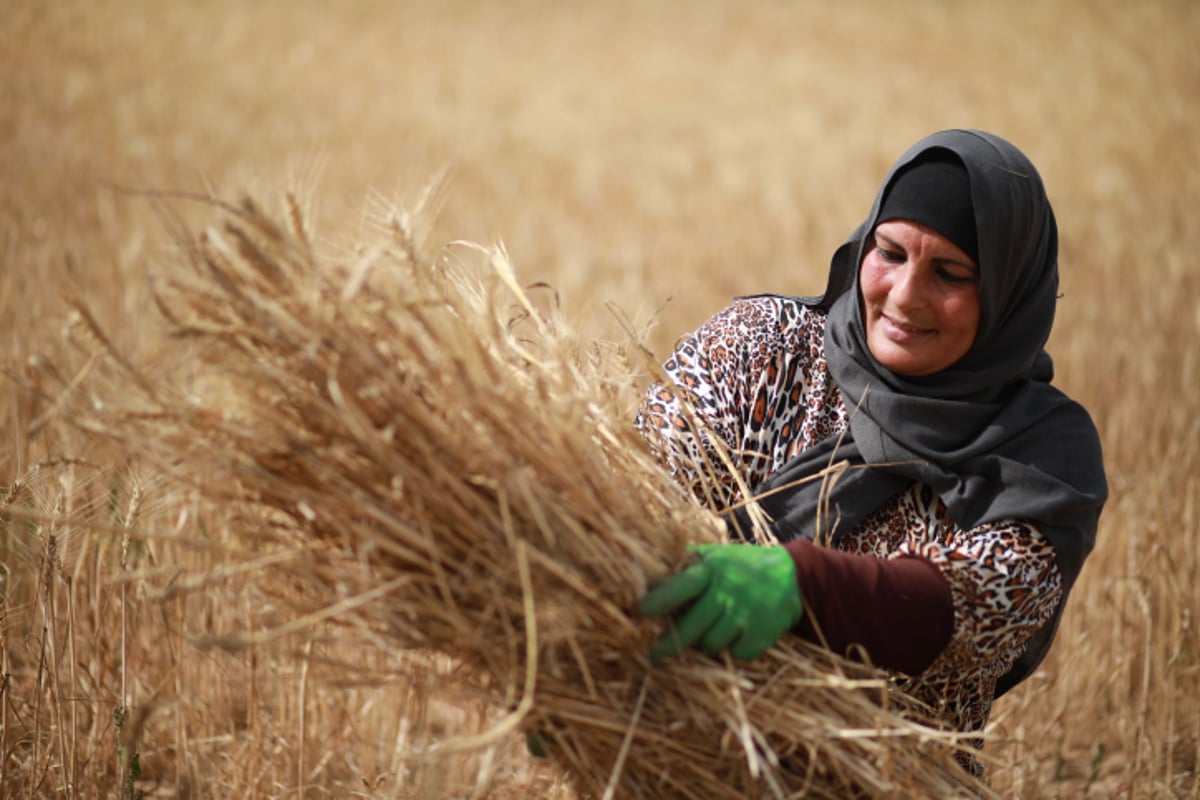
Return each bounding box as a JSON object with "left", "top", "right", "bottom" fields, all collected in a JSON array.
[{"left": 638, "top": 543, "right": 804, "bottom": 664}]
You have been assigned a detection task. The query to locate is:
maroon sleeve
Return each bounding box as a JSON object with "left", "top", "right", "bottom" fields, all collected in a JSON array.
[{"left": 784, "top": 540, "right": 954, "bottom": 676}]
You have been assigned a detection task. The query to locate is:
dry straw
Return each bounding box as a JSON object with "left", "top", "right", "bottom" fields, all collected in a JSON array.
[{"left": 65, "top": 192, "right": 991, "bottom": 798}]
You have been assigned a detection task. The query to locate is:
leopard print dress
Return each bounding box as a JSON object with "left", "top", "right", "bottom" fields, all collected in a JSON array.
[{"left": 638, "top": 295, "right": 1063, "bottom": 774}]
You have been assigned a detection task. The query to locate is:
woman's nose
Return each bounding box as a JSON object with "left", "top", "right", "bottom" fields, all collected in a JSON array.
[{"left": 888, "top": 262, "right": 925, "bottom": 307}]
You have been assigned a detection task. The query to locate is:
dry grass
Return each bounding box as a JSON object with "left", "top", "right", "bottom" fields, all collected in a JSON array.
[
  {"left": 55, "top": 192, "right": 987, "bottom": 797},
  {"left": 2, "top": 0, "right": 1199, "bottom": 797}
]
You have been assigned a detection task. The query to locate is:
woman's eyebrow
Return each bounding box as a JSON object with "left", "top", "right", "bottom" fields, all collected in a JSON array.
[{"left": 876, "top": 231, "right": 978, "bottom": 272}]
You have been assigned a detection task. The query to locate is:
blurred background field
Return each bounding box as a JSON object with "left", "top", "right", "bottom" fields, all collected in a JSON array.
[{"left": 2, "top": 1, "right": 1198, "bottom": 796}]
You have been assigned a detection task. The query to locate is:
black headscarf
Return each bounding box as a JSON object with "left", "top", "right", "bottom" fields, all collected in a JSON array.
[
  {"left": 875, "top": 151, "right": 978, "bottom": 265},
  {"left": 728, "top": 129, "right": 1108, "bottom": 695}
]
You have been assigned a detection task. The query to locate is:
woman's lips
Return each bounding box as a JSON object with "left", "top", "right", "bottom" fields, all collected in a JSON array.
[{"left": 881, "top": 313, "right": 934, "bottom": 341}]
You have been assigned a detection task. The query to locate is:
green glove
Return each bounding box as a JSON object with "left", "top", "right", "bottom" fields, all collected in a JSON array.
[{"left": 638, "top": 543, "right": 804, "bottom": 665}]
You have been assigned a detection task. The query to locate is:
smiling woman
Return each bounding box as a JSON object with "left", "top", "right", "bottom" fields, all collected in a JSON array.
[
  {"left": 635, "top": 129, "right": 1109, "bottom": 777},
  {"left": 861, "top": 218, "right": 981, "bottom": 377},
  {"left": 859, "top": 151, "right": 982, "bottom": 377}
]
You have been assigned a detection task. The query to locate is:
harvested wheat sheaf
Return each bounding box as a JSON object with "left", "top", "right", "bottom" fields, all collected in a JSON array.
[{"left": 68, "top": 194, "right": 991, "bottom": 798}]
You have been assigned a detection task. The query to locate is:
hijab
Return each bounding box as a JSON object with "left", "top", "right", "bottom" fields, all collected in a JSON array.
[{"left": 726, "top": 129, "right": 1108, "bottom": 695}]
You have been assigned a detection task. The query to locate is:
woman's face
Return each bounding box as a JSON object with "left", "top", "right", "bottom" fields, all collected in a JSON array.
[{"left": 859, "top": 219, "right": 981, "bottom": 376}]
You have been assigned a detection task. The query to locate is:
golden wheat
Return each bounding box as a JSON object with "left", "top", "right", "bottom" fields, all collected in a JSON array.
[
  {"left": 53, "top": 194, "right": 987, "bottom": 797},
  {"left": 3, "top": 1, "right": 1198, "bottom": 797}
]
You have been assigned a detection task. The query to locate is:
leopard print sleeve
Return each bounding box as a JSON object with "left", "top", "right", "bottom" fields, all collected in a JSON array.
[
  {"left": 846, "top": 484, "right": 1064, "bottom": 676},
  {"left": 635, "top": 296, "right": 833, "bottom": 509},
  {"left": 900, "top": 517, "right": 1062, "bottom": 675},
  {"left": 839, "top": 484, "right": 1064, "bottom": 771},
  {"left": 898, "top": 515, "right": 1062, "bottom": 769},
  {"left": 636, "top": 298, "right": 777, "bottom": 507}
]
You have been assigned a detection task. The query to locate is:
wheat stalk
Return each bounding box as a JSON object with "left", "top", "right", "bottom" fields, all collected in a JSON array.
[{"left": 62, "top": 193, "right": 990, "bottom": 798}]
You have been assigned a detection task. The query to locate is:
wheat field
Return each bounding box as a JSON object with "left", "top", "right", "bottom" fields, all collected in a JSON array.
[{"left": 2, "top": 1, "right": 1198, "bottom": 797}]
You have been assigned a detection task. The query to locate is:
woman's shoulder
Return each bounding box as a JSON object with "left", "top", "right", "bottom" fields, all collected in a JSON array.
[
  {"left": 675, "top": 295, "right": 830, "bottom": 388},
  {"left": 678, "top": 295, "right": 831, "bottom": 377},
  {"left": 723, "top": 293, "right": 828, "bottom": 338}
]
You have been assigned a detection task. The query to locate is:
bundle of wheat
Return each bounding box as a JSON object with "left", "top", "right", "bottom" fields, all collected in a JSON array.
[{"left": 64, "top": 193, "right": 990, "bottom": 798}]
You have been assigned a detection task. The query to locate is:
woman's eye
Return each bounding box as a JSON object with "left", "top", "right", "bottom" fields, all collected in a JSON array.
[
  {"left": 937, "top": 268, "right": 975, "bottom": 284},
  {"left": 878, "top": 247, "right": 904, "bottom": 263}
]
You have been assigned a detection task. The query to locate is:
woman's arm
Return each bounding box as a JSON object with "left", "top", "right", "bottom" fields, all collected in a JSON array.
[
  {"left": 782, "top": 519, "right": 1061, "bottom": 679},
  {"left": 900, "top": 519, "right": 1063, "bottom": 676},
  {"left": 785, "top": 541, "right": 955, "bottom": 676},
  {"left": 637, "top": 297, "right": 830, "bottom": 509},
  {"left": 636, "top": 298, "right": 781, "bottom": 507}
]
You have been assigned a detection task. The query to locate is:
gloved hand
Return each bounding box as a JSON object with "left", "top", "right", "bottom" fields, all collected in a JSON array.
[{"left": 637, "top": 543, "right": 804, "bottom": 664}]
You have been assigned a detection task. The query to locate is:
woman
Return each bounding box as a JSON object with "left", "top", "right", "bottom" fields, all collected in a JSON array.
[{"left": 635, "top": 129, "right": 1108, "bottom": 774}]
